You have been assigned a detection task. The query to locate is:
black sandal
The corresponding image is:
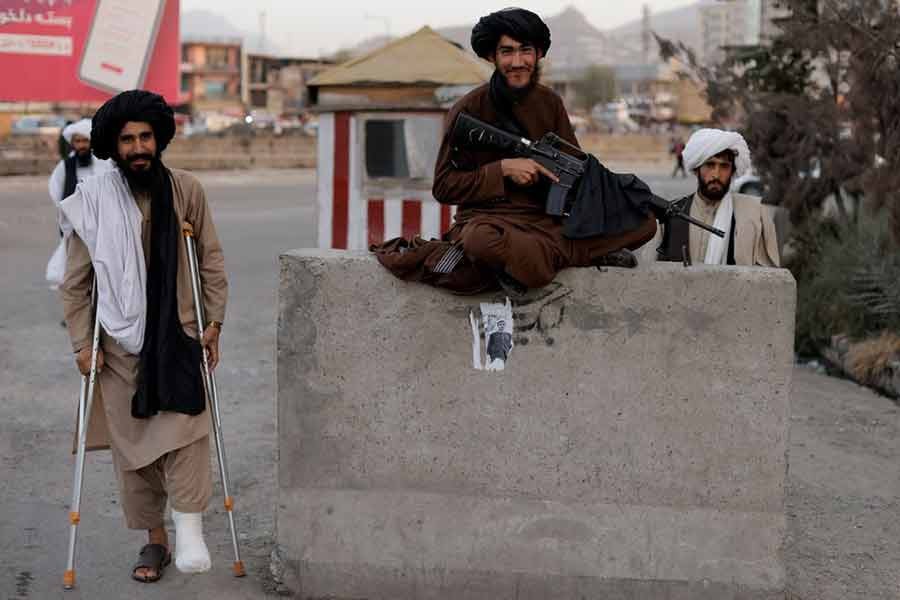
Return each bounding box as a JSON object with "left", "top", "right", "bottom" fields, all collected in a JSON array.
[{"left": 131, "top": 543, "right": 171, "bottom": 583}]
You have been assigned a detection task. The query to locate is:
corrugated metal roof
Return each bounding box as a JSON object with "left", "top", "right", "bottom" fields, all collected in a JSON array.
[{"left": 308, "top": 26, "right": 492, "bottom": 87}]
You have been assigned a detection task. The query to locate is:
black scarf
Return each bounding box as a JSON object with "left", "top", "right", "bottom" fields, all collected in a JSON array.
[
  {"left": 131, "top": 166, "right": 205, "bottom": 419},
  {"left": 63, "top": 155, "right": 80, "bottom": 199},
  {"left": 487, "top": 69, "right": 556, "bottom": 203},
  {"left": 488, "top": 70, "right": 531, "bottom": 137},
  {"left": 63, "top": 153, "right": 94, "bottom": 199},
  {"left": 562, "top": 156, "right": 654, "bottom": 239}
]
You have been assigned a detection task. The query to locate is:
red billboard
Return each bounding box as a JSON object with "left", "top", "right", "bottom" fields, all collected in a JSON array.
[{"left": 0, "top": 0, "right": 179, "bottom": 103}]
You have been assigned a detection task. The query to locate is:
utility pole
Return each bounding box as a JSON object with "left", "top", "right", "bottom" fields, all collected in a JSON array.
[
  {"left": 259, "top": 10, "right": 267, "bottom": 54},
  {"left": 642, "top": 4, "right": 651, "bottom": 65}
]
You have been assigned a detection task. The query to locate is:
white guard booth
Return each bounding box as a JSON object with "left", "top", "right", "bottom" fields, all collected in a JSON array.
[
  {"left": 316, "top": 108, "right": 457, "bottom": 250},
  {"left": 306, "top": 26, "right": 491, "bottom": 250}
]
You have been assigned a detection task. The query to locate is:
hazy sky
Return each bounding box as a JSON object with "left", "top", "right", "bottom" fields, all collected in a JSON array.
[{"left": 181, "top": 0, "right": 698, "bottom": 57}]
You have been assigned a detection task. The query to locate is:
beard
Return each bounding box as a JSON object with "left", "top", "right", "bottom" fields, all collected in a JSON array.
[
  {"left": 115, "top": 152, "right": 160, "bottom": 190},
  {"left": 697, "top": 172, "right": 732, "bottom": 202},
  {"left": 500, "top": 62, "right": 541, "bottom": 95},
  {"left": 75, "top": 150, "right": 92, "bottom": 167}
]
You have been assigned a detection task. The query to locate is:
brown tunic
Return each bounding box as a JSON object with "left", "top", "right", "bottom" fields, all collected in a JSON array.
[
  {"left": 433, "top": 82, "right": 579, "bottom": 220},
  {"left": 61, "top": 169, "right": 228, "bottom": 470},
  {"left": 430, "top": 82, "right": 656, "bottom": 289}
]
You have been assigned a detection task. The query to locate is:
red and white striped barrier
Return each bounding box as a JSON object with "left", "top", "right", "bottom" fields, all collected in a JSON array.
[{"left": 317, "top": 111, "right": 456, "bottom": 250}]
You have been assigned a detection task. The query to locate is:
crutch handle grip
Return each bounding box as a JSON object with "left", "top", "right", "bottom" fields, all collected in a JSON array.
[{"left": 182, "top": 221, "right": 195, "bottom": 237}]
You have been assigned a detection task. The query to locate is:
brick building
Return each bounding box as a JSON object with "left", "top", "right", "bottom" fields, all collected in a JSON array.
[{"left": 180, "top": 37, "right": 243, "bottom": 113}]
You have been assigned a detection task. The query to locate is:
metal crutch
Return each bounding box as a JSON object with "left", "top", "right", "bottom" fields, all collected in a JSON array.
[
  {"left": 64, "top": 279, "right": 101, "bottom": 590},
  {"left": 182, "top": 222, "right": 246, "bottom": 577}
]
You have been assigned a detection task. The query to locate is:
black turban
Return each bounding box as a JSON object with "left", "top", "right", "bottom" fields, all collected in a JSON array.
[
  {"left": 91, "top": 90, "right": 175, "bottom": 160},
  {"left": 471, "top": 8, "right": 551, "bottom": 59}
]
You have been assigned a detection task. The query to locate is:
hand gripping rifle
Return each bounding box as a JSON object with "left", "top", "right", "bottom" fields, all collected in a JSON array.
[
  {"left": 450, "top": 112, "right": 586, "bottom": 217},
  {"left": 449, "top": 112, "right": 724, "bottom": 238}
]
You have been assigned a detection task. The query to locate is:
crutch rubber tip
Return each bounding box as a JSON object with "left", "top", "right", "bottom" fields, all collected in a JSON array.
[
  {"left": 63, "top": 570, "right": 76, "bottom": 589},
  {"left": 224, "top": 496, "right": 234, "bottom": 511},
  {"left": 233, "top": 561, "right": 246, "bottom": 577},
  {"left": 69, "top": 511, "right": 80, "bottom": 525}
]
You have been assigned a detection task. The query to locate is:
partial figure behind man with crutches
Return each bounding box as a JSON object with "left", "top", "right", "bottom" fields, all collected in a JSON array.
[{"left": 59, "top": 90, "right": 242, "bottom": 588}]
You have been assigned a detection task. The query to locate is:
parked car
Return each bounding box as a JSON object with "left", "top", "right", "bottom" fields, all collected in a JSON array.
[
  {"left": 302, "top": 120, "right": 318, "bottom": 136},
  {"left": 11, "top": 115, "right": 66, "bottom": 136},
  {"left": 732, "top": 170, "right": 765, "bottom": 197},
  {"left": 244, "top": 111, "right": 276, "bottom": 130}
]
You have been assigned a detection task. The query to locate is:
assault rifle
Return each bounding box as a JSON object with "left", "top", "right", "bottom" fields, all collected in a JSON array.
[
  {"left": 450, "top": 112, "right": 724, "bottom": 238},
  {"left": 451, "top": 112, "right": 585, "bottom": 217}
]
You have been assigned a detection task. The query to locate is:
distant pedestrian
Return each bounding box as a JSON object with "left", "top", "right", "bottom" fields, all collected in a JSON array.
[
  {"left": 670, "top": 136, "right": 686, "bottom": 178},
  {"left": 48, "top": 119, "right": 114, "bottom": 219},
  {"left": 46, "top": 119, "right": 113, "bottom": 310}
]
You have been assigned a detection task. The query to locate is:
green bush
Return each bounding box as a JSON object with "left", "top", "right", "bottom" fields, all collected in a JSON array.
[{"left": 788, "top": 211, "right": 900, "bottom": 356}]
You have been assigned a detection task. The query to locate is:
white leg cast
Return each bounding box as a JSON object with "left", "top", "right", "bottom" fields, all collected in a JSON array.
[{"left": 172, "top": 509, "right": 212, "bottom": 573}]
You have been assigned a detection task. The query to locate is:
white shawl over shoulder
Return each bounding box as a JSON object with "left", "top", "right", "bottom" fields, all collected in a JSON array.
[{"left": 59, "top": 169, "right": 146, "bottom": 354}]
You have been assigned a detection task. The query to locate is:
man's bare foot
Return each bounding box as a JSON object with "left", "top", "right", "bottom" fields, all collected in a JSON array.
[{"left": 133, "top": 527, "right": 169, "bottom": 581}]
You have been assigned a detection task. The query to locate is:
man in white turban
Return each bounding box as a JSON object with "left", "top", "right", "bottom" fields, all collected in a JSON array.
[
  {"left": 657, "top": 128, "right": 780, "bottom": 266},
  {"left": 46, "top": 119, "right": 114, "bottom": 305},
  {"left": 49, "top": 118, "right": 113, "bottom": 209}
]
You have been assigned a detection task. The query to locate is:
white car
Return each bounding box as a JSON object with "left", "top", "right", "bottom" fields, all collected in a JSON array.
[{"left": 732, "top": 170, "right": 765, "bottom": 197}]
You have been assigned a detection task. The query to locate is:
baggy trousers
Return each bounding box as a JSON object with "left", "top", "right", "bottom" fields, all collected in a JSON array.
[
  {"left": 110, "top": 435, "right": 212, "bottom": 530},
  {"left": 99, "top": 332, "right": 213, "bottom": 530},
  {"left": 454, "top": 212, "right": 658, "bottom": 289}
]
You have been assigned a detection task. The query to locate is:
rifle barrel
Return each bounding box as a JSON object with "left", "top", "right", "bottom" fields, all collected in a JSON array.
[
  {"left": 676, "top": 212, "right": 726, "bottom": 238},
  {"left": 649, "top": 195, "right": 725, "bottom": 238}
]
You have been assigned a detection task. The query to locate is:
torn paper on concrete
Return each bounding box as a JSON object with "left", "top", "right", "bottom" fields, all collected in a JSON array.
[{"left": 480, "top": 298, "right": 514, "bottom": 371}]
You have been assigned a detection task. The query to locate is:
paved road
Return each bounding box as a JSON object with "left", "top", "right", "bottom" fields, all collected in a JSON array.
[
  {"left": 1, "top": 169, "right": 314, "bottom": 599},
  {"left": 0, "top": 168, "right": 896, "bottom": 599}
]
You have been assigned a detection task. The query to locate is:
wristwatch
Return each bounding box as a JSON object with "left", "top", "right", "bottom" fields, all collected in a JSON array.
[{"left": 208, "top": 320, "right": 222, "bottom": 331}]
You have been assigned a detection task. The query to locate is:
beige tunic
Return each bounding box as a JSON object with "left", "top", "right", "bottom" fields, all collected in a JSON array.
[
  {"left": 61, "top": 169, "right": 228, "bottom": 470},
  {"left": 688, "top": 192, "right": 780, "bottom": 266}
]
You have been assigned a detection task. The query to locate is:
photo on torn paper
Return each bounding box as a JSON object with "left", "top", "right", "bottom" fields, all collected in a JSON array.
[{"left": 474, "top": 298, "right": 514, "bottom": 371}]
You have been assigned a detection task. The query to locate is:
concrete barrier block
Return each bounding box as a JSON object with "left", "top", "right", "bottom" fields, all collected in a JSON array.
[{"left": 277, "top": 250, "right": 795, "bottom": 599}]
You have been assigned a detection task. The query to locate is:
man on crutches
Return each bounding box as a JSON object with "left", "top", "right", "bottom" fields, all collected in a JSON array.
[{"left": 59, "top": 90, "right": 239, "bottom": 585}]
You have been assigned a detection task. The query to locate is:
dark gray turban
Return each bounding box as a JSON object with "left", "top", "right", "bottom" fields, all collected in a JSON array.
[
  {"left": 91, "top": 90, "right": 175, "bottom": 160},
  {"left": 471, "top": 8, "right": 551, "bottom": 59}
]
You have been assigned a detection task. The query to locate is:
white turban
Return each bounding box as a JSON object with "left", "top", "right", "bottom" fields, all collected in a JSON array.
[
  {"left": 682, "top": 128, "right": 752, "bottom": 178},
  {"left": 62, "top": 118, "right": 92, "bottom": 144}
]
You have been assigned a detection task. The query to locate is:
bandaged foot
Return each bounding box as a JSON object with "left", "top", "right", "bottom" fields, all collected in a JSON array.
[{"left": 171, "top": 509, "right": 211, "bottom": 573}]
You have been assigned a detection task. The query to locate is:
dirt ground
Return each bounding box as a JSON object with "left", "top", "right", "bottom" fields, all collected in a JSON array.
[{"left": 785, "top": 367, "right": 900, "bottom": 599}]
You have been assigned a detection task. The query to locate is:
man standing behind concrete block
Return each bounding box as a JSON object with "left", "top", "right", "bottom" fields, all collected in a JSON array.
[
  {"left": 656, "top": 128, "right": 780, "bottom": 266},
  {"left": 372, "top": 8, "right": 658, "bottom": 295}
]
